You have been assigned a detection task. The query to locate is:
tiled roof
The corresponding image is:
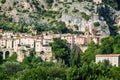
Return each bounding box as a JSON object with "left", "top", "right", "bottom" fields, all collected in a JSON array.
[{"left": 96, "top": 54, "right": 120, "bottom": 57}]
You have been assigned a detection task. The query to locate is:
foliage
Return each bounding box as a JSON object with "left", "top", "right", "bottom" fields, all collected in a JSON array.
[
  {"left": 72, "top": 8, "right": 79, "bottom": 13},
  {"left": 34, "top": 21, "right": 68, "bottom": 34},
  {"left": 1, "top": 0, "right": 6, "bottom": 4},
  {"left": 94, "top": 22, "right": 100, "bottom": 27},
  {"left": 6, "top": 52, "right": 17, "bottom": 62},
  {"left": 69, "top": 45, "right": 81, "bottom": 67},
  {"left": 81, "top": 12, "right": 90, "bottom": 21},
  {"left": 54, "top": 21, "right": 68, "bottom": 33},
  {"left": 19, "top": 67, "right": 66, "bottom": 80},
  {"left": 50, "top": 38, "right": 70, "bottom": 64},
  {"left": 103, "top": 0, "right": 118, "bottom": 10},
  {"left": 0, "top": 72, "right": 9, "bottom": 80},
  {"left": 0, "top": 34, "right": 119, "bottom": 80},
  {"left": 1, "top": 62, "right": 24, "bottom": 76},
  {"left": 81, "top": 42, "right": 100, "bottom": 64},
  {"left": 0, "top": 15, "right": 30, "bottom": 33},
  {"left": 22, "top": 48, "right": 42, "bottom": 65},
  {"left": 100, "top": 35, "right": 120, "bottom": 54},
  {"left": 0, "top": 51, "right": 3, "bottom": 64}
]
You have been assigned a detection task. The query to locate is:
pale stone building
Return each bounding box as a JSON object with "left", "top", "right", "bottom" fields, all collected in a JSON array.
[
  {"left": 75, "top": 36, "right": 86, "bottom": 45},
  {"left": 0, "top": 38, "right": 6, "bottom": 48},
  {"left": 93, "top": 0, "right": 102, "bottom": 4},
  {"left": 6, "top": 39, "right": 13, "bottom": 49},
  {"left": 13, "top": 39, "right": 20, "bottom": 52},
  {"left": 54, "top": 0, "right": 78, "bottom": 2},
  {"left": 20, "top": 37, "right": 35, "bottom": 48},
  {"left": 3, "top": 32, "right": 13, "bottom": 38},
  {"left": 35, "top": 40, "right": 43, "bottom": 53},
  {"left": 96, "top": 54, "right": 120, "bottom": 67},
  {"left": 61, "top": 34, "right": 74, "bottom": 45},
  {"left": 42, "top": 39, "right": 53, "bottom": 46}
]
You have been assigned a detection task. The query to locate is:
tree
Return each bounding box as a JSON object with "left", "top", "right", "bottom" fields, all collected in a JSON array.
[
  {"left": 0, "top": 51, "right": 3, "bottom": 64},
  {"left": 0, "top": 72, "right": 9, "bottom": 80},
  {"left": 109, "top": 67, "right": 120, "bottom": 80},
  {"left": 103, "top": 0, "right": 118, "bottom": 10},
  {"left": 69, "top": 45, "right": 81, "bottom": 67},
  {"left": 81, "top": 42, "right": 99, "bottom": 64},
  {"left": 19, "top": 67, "right": 47, "bottom": 80},
  {"left": 93, "top": 22, "right": 100, "bottom": 27},
  {"left": 46, "top": 0, "right": 54, "bottom": 8},
  {"left": 6, "top": 52, "right": 17, "bottom": 62},
  {"left": 55, "top": 21, "right": 68, "bottom": 33},
  {"left": 19, "top": 67, "right": 66, "bottom": 80},
  {"left": 1, "top": 62, "right": 24, "bottom": 76},
  {"left": 50, "top": 38, "right": 70, "bottom": 64},
  {"left": 1, "top": 0, "right": 6, "bottom": 4}
]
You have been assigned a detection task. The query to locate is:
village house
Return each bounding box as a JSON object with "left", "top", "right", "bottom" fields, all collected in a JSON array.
[
  {"left": 19, "top": 36, "right": 35, "bottom": 48},
  {"left": 0, "top": 29, "right": 3, "bottom": 34},
  {"left": 54, "top": 0, "right": 78, "bottom": 2},
  {"left": 96, "top": 54, "right": 120, "bottom": 67},
  {"left": 93, "top": 0, "right": 102, "bottom": 4},
  {"left": 0, "top": 38, "right": 6, "bottom": 49},
  {"left": 0, "top": 28, "right": 105, "bottom": 62},
  {"left": 13, "top": 38, "right": 20, "bottom": 52},
  {"left": 61, "top": 34, "right": 74, "bottom": 46},
  {"left": 75, "top": 35, "right": 86, "bottom": 45}
]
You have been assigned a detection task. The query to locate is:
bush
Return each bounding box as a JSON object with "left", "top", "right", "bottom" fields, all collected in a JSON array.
[
  {"left": 72, "top": 8, "right": 79, "bottom": 13},
  {"left": 81, "top": 12, "right": 90, "bottom": 21},
  {"left": 1, "top": 0, "right": 6, "bottom": 4},
  {"left": 93, "top": 22, "right": 100, "bottom": 27}
]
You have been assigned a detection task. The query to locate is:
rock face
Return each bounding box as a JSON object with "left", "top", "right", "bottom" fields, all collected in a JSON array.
[
  {"left": 0, "top": 0, "right": 117, "bottom": 36},
  {"left": 60, "top": 2, "right": 110, "bottom": 36}
]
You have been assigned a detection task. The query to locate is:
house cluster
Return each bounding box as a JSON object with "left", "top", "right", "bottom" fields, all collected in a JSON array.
[
  {"left": 96, "top": 54, "right": 120, "bottom": 67},
  {"left": 54, "top": 0, "right": 78, "bottom": 3},
  {"left": 0, "top": 28, "right": 105, "bottom": 62},
  {"left": 54, "top": 0, "right": 102, "bottom": 3}
]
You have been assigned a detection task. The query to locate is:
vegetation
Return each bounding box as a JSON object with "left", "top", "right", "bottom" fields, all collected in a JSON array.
[
  {"left": 34, "top": 21, "right": 68, "bottom": 34},
  {"left": 46, "top": 0, "right": 54, "bottom": 8},
  {"left": 0, "top": 36, "right": 119, "bottom": 79},
  {"left": 94, "top": 22, "right": 100, "bottom": 27},
  {"left": 1, "top": 0, "right": 6, "bottom": 4},
  {"left": 50, "top": 38, "right": 70, "bottom": 65},
  {"left": 103, "top": 0, "right": 118, "bottom": 10},
  {"left": 81, "top": 12, "right": 90, "bottom": 21},
  {"left": 0, "top": 0, "right": 120, "bottom": 80},
  {"left": 72, "top": 8, "right": 79, "bottom": 13}
]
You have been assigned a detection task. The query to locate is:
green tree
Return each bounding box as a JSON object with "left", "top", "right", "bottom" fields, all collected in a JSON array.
[
  {"left": 1, "top": 62, "right": 24, "bottom": 76},
  {"left": 50, "top": 38, "right": 70, "bottom": 64},
  {"left": 19, "top": 67, "right": 47, "bottom": 80},
  {"left": 55, "top": 21, "right": 68, "bottom": 33},
  {"left": 0, "top": 72, "right": 9, "bottom": 80},
  {"left": 69, "top": 45, "right": 81, "bottom": 67},
  {"left": 6, "top": 52, "right": 17, "bottom": 62},
  {"left": 1, "top": 0, "right": 6, "bottom": 4},
  {"left": 81, "top": 42, "right": 100, "bottom": 64},
  {"left": 0, "top": 51, "right": 3, "bottom": 64},
  {"left": 109, "top": 66, "right": 120, "bottom": 80}
]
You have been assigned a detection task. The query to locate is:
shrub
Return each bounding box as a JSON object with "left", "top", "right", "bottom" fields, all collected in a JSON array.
[
  {"left": 81, "top": 12, "right": 90, "bottom": 21},
  {"left": 93, "top": 22, "right": 100, "bottom": 27},
  {"left": 1, "top": 0, "right": 6, "bottom": 4},
  {"left": 72, "top": 8, "right": 79, "bottom": 13}
]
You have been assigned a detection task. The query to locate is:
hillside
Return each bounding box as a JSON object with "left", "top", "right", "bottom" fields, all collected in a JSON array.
[{"left": 0, "top": 0, "right": 119, "bottom": 35}]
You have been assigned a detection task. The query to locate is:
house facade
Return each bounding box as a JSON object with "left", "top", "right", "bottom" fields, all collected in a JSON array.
[
  {"left": 0, "top": 29, "right": 105, "bottom": 62},
  {"left": 96, "top": 54, "right": 120, "bottom": 67}
]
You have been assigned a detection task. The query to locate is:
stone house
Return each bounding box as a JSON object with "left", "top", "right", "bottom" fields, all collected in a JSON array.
[
  {"left": 0, "top": 38, "right": 6, "bottom": 49},
  {"left": 61, "top": 34, "right": 74, "bottom": 45},
  {"left": 96, "top": 54, "right": 120, "bottom": 67},
  {"left": 93, "top": 0, "right": 102, "bottom": 4}
]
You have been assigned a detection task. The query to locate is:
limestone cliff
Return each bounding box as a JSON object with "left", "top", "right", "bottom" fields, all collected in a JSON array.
[{"left": 0, "top": 0, "right": 119, "bottom": 36}]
